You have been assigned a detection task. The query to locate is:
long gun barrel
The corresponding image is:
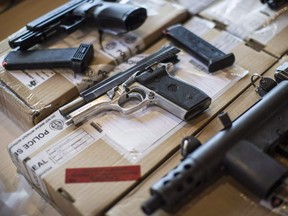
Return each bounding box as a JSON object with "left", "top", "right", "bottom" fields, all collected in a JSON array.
[
  {"left": 9, "top": 0, "right": 147, "bottom": 50},
  {"left": 142, "top": 80, "right": 288, "bottom": 214}
]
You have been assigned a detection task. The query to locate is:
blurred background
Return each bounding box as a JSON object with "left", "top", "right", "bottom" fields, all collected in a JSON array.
[{"left": 0, "top": 0, "right": 23, "bottom": 14}]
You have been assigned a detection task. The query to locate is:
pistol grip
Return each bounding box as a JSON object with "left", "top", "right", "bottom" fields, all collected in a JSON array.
[{"left": 136, "top": 66, "right": 211, "bottom": 120}]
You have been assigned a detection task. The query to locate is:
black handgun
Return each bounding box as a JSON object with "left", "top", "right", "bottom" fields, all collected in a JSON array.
[
  {"left": 260, "top": 0, "right": 288, "bottom": 10},
  {"left": 59, "top": 45, "right": 211, "bottom": 125},
  {"left": 274, "top": 61, "right": 288, "bottom": 83},
  {"left": 142, "top": 80, "right": 288, "bottom": 214},
  {"left": 8, "top": 0, "right": 147, "bottom": 50}
]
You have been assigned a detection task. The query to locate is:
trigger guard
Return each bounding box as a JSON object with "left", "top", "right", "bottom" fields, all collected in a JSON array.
[
  {"left": 118, "top": 88, "right": 147, "bottom": 108},
  {"left": 115, "top": 87, "right": 155, "bottom": 115}
]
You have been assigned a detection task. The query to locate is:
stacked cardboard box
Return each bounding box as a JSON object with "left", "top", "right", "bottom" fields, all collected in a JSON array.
[
  {"left": 7, "top": 14, "right": 279, "bottom": 216},
  {"left": 4, "top": 0, "right": 288, "bottom": 215}
]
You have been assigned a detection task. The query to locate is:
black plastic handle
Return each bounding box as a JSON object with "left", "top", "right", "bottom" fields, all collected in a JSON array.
[{"left": 136, "top": 65, "right": 211, "bottom": 120}]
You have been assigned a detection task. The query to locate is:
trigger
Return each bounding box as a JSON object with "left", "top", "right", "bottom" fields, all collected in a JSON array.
[{"left": 107, "top": 86, "right": 119, "bottom": 99}]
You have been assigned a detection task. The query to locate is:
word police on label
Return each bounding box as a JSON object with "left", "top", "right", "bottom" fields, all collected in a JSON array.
[{"left": 13, "top": 129, "right": 50, "bottom": 158}]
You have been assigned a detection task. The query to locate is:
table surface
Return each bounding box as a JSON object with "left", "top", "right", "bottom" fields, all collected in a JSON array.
[{"left": 0, "top": 1, "right": 286, "bottom": 216}]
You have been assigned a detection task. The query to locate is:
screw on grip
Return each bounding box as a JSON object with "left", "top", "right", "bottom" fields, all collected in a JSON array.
[{"left": 2, "top": 43, "right": 94, "bottom": 75}]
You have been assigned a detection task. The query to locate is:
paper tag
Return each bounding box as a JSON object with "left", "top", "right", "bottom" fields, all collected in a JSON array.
[
  {"left": 23, "top": 105, "right": 181, "bottom": 193},
  {"left": 7, "top": 69, "right": 56, "bottom": 90},
  {"left": 8, "top": 111, "right": 69, "bottom": 177},
  {"left": 65, "top": 165, "right": 141, "bottom": 183},
  {"left": 25, "top": 124, "right": 104, "bottom": 195}
]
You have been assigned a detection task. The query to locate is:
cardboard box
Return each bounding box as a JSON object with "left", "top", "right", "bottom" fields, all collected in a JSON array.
[
  {"left": 0, "top": 1, "right": 188, "bottom": 130},
  {"left": 107, "top": 55, "right": 288, "bottom": 216},
  {"left": 167, "top": 0, "right": 218, "bottom": 14},
  {"left": 199, "top": 0, "right": 288, "bottom": 58},
  {"left": 7, "top": 18, "right": 278, "bottom": 216}
]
